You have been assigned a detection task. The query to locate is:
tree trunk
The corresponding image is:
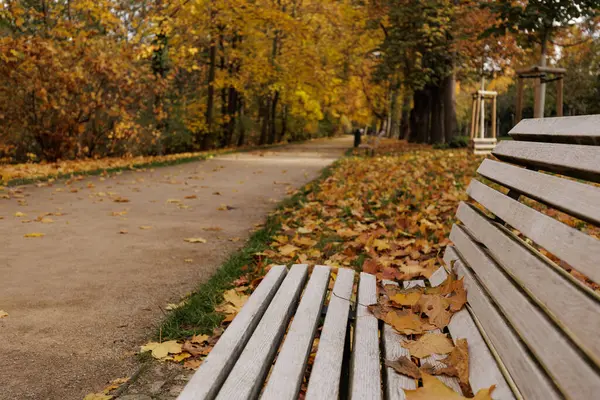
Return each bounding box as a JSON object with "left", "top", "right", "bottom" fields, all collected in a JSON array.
[
  {"left": 279, "top": 105, "right": 287, "bottom": 142},
  {"left": 389, "top": 81, "right": 400, "bottom": 138},
  {"left": 410, "top": 89, "right": 430, "bottom": 143},
  {"left": 259, "top": 97, "right": 269, "bottom": 145},
  {"left": 202, "top": 42, "right": 217, "bottom": 150},
  {"left": 443, "top": 72, "right": 458, "bottom": 142},
  {"left": 268, "top": 91, "right": 279, "bottom": 144},
  {"left": 430, "top": 85, "right": 444, "bottom": 144},
  {"left": 534, "top": 29, "right": 550, "bottom": 118},
  {"left": 399, "top": 89, "right": 411, "bottom": 140},
  {"left": 237, "top": 100, "right": 246, "bottom": 147}
]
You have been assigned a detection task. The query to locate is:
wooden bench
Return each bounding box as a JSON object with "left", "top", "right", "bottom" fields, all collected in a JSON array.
[
  {"left": 178, "top": 115, "right": 600, "bottom": 399},
  {"left": 358, "top": 131, "right": 385, "bottom": 156}
]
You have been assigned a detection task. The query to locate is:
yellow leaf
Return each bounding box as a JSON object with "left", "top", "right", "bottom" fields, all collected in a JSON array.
[
  {"left": 402, "top": 333, "right": 455, "bottom": 358},
  {"left": 83, "top": 394, "right": 113, "bottom": 400},
  {"left": 406, "top": 373, "right": 495, "bottom": 400},
  {"left": 173, "top": 352, "right": 192, "bottom": 362},
  {"left": 222, "top": 289, "right": 249, "bottom": 311},
  {"left": 24, "top": 232, "right": 44, "bottom": 238},
  {"left": 184, "top": 359, "right": 203, "bottom": 370},
  {"left": 390, "top": 291, "right": 422, "bottom": 306},
  {"left": 0, "top": 310, "right": 8, "bottom": 318},
  {"left": 139, "top": 226, "right": 152, "bottom": 230},
  {"left": 373, "top": 238, "right": 391, "bottom": 251},
  {"left": 140, "top": 340, "right": 182, "bottom": 359},
  {"left": 191, "top": 334, "right": 210, "bottom": 344},
  {"left": 294, "top": 236, "right": 317, "bottom": 247},
  {"left": 184, "top": 259, "right": 193, "bottom": 263},
  {"left": 15, "top": 211, "right": 26, "bottom": 217},
  {"left": 167, "top": 198, "right": 181, "bottom": 203},
  {"left": 184, "top": 237, "right": 207, "bottom": 243},
  {"left": 279, "top": 243, "right": 300, "bottom": 256},
  {"left": 385, "top": 311, "right": 433, "bottom": 335}
]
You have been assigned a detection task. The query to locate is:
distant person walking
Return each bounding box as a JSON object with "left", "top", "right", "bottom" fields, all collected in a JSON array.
[{"left": 353, "top": 127, "right": 362, "bottom": 148}]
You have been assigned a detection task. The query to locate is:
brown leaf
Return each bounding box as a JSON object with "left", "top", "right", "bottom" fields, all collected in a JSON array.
[
  {"left": 425, "top": 339, "right": 470, "bottom": 386},
  {"left": 390, "top": 289, "right": 423, "bottom": 306},
  {"left": 418, "top": 294, "right": 452, "bottom": 329},
  {"left": 182, "top": 341, "right": 211, "bottom": 357},
  {"left": 402, "top": 333, "right": 455, "bottom": 358},
  {"left": 386, "top": 311, "right": 434, "bottom": 334},
  {"left": 385, "top": 356, "right": 421, "bottom": 379},
  {"left": 184, "top": 359, "right": 203, "bottom": 370},
  {"left": 362, "top": 258, "right": 381, "bottom": 275}
]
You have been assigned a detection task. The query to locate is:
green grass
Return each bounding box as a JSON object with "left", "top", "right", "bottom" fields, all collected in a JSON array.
[{"left": 158, "top": 160, "right": 340, "bottom": 340}]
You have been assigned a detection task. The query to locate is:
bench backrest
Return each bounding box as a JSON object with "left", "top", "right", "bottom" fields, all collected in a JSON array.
[{"left": 446, "top": 115, "right": 600, "bottom": 398}]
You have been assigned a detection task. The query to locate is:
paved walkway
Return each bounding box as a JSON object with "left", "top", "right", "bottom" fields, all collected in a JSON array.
[{"left": 0, "top": 137, "right": 351, "bottom": 400}]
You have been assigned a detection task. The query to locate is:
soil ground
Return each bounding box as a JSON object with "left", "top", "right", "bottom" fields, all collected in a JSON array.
[{"left": 0, "top": 136, "right": 350, "bottom": 400}]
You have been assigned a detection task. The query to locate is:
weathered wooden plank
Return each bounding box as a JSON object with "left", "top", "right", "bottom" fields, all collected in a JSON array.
[
  {"left": 467, "top": 178, "right": 600, "bottom": 284},
  {"left": 451, "top": 224, "right": 600, "bottom": 398},
  {"left": 215, "top": 265, "right": 308, "bottom": 400},
  {"left": 444, "top": 247, "right": 517, "bottom": 400},
  {"left": 457, "top": 202, "right": 600, "bottom": 364},
  {"left": 492, "top": 140, "right": 600, "bottom": 183},
  {"left": 350, "top": 272, "right": 381, "bottom": 400},
  {"left": 261, "top": 266, "right": 331, "bottom": 400},
  {"left": 428, "top": 266, "right": 448, "bottom": 287},
  {"left": 381, "top": 280, "right": 416, "bottom": 400},
  {"left": 477, "top": 159, "right": 600, "bottom": 226},
  {"left": 509, "top": 115, "right": 600, "bottom": 145},
  {"left": 305, "top": 268, "right": 355, "bottom": 400},
  {"left": 178, "top": 266, "right": 288, "bottom": 400},
  {"left": 403, "top": 280, "right": 425, "bottom": 289}
]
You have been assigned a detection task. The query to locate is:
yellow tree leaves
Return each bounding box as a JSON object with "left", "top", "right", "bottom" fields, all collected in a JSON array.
[
  {"left": 0, "top": 310, "right": 8, "bottom": 319},
  {"left": 385, "top": 356, "right": 421, "bottom": 379},
  {"left": 424, "top": 339, "right": 470, "bottom": 386},
  {"left": 140, "top": 340, "right": 182, "bottom": 360}
]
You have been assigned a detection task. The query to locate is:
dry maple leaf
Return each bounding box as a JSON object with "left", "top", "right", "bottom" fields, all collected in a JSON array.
[
  {"left": 0, "top": 310, "right": 8, "bottom": 318},
  {"left": 406, "top": 373, "right": 495, "bottom": 400},
  {"left": 418, "top": 294, "right": 452, "bottom": 329},
  {"left": 185, "top": 195, "right": 198, "bottom": 199},
  {"left": 279, "top": 243, "right": 300, "bottom": 256},
  {"left": 83, "top": 393, "right": 113, "bottom": 400},
  {"left": 140, "top": 340, "right": 182, "bottom": 359},
  {"left": 184, "top": 359, "right": 203, "bottom": 370},
  {"left": 184, "top": 237, "right": 207, "bottom": 243},
  {"left": 119, "top": 229, "right": 128, "bottom": 234},
  {"left": 191, "top": 334, "right": 210, "bottom": 344},
  {"left": 182, "top": 341, "right": 212, "bottom": 356},
  {"left": 385, "top": 356, "right": 421, "bottom": 379},
  {"left": 423, "top": 339, "right": 470, "bottom": 386},
  {"left": 362, "top": 258, "right": 381, "bottom": 275},
  {"left": 402, "top": 333, "right": 455, "bottom": 358},
  {"left": 113, "top": 197, "right": 130, "bottom": 203},
  {"left": 173, "top": 352, "right": 192, "bottom": 362},
  {"left": 139, "top": 226, "right": 152, "bottom": 230},
  {"left": 390, "top": 290, "right": 423, "bottom": 306},
  {"left": 386, "top": 311, "right": 434, "bottom": 335},
  {"left": 222, "top": 289, "right": 248, "bottom": 310}
]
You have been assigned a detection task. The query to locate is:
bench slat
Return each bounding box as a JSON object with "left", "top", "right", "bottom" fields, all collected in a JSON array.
[
  {"left": 443, "top": 249, "right": 517, "bottom": 400},
  {"left": 381, "top": 280, "right": 416, "bottom": 400},
  {"left": 306, "top": 268, "right": 355, "bottom": 400},
  {"left": 178, "top": 265, "right": 288, "bottom": 400},
  {"left": 457, "top": 202, "right": 600, "bottom": 364},
  {"left": 261, "top": 265, "right": 331, "bottom": 400},
  {"left": 451, "top": 224, "right": 600, "bottom": 398},
  {"left": 492, "top": 141, "right": 600, "bottom": 183},
  {"left": 467, "top": 178, "right": 600, "bottom": 284},
  {"left": 215, "top": 264, "right": 308, "bottom": 400},
  {"left": 350, "top": 272, "right": 382, "bottom": 399},
  {"left": 477, "top": 159, "right": 600, "bottom": 226},
  {"left": 509, "top": 115, "right": 600, "bottom": 145}
]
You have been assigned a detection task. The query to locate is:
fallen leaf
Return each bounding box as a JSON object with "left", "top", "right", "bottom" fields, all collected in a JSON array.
[
  {"left": 0, "top": 310, "right": 8, "bottom": 318},
  {"left": 103, "top": 377, "right": 129, "bottom": 393},
  {"left": 184, "top": 195, "right": 198, "bottom": 199},
  {"left": 184, "top": 237, "right": 207, "bottom": 243},
  {"left": 203, "top": 226, "right": 222, "bottom": 231},
  {"left": 184, "top": 259, "right": 193, "bottom": 263},
  {"left": 167, "top": 198, "right": 181, "bottom": 203},
  {"left": 24, "top": 232, "right": 44, "bottom": 238},
  {"left": 406, "top": 373, "right": 495, "bottom": 400},
  {"left": 418, "top": 295, "right": 452, "bottom": 329},
  {"left": 385, "top": 356, "right": 421, "bottom": 379},
  {"left": 294, "top": 236, "right": 317, "bottom": 247},
  {"left": 229, "top": 237, "right": 241, "bottom": 242},
  {"left": 139, "top": 226, "right": 152, "bottom": 230},
  {"left": 402, "top": 333, "right": 455, "bottom": 358},
  {"left": 182, "top": 341, "right": 212, "bottom": 356},
  {"left": 173, "top": 352, "right": 192, "bottom": 362},
  {"left": 279, "top": 243, "right": 300, "bottom": 256},
  {"left": 390, "top": 290, "right": 423, "bottom": 306},
  {"left": 140, "top": 340, "right": 182, "bottom": 359},
  {"left": 423, "top": 339, "right": 470, "bottom": 386},
  {"left": 222, "top": 289, "right": 249, "bottom": 310},
  {"left": 362, "top": 258, "right": 381, "bottom": 275},
  {"left": 119, "top": 229, "right": 128, "bottom": 234},
  {"left": 14, "top": 211, "right": 26, "bottom": 217},
  {"left": 386, "top": 311, "right": 434, "bottom": 334},
  {"left": 184, "top": 359, "right": 203, "bottom": 370},
  {"left": 191, "top": 334, "right": 210, "bottom": 344},
  {"left": 113, "top": 197, "right": 130, "bottom": 203}
]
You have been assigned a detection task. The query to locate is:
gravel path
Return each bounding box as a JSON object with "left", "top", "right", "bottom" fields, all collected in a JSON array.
[{"left": 0, "top": 137, "right": 350, "bottom": 400}]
